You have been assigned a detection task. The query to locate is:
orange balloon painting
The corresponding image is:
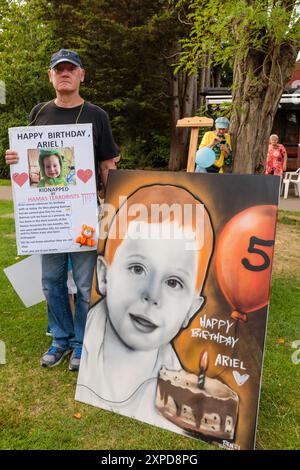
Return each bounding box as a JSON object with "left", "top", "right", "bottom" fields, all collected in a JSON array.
[{"left": 215, "top": 205, "right": 277, "bottom": 321}]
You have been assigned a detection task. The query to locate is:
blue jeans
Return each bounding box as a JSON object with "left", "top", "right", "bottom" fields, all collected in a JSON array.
[{"left": 41, "top": 251, "right": 97, "bottom": 349}]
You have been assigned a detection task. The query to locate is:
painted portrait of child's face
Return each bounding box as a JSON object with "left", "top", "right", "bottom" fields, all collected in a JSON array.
[
  {"left": 103, "top": 222, "right": 203, "bottom": 351},
  {"left": 43, "top": 154, "right": 61, "bottom": 178}
]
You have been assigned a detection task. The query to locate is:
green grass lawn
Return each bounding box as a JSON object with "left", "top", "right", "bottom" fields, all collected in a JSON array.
[
  {"left": 0, "top": 201, "right": 299, "bottom": 450},
  {"left": 0, "top": 178, "right": 11, "bottom": 186}
]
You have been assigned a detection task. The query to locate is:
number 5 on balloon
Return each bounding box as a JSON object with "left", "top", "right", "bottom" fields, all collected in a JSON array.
[{"left": 242, "top": 236, "right": 274, "bottom": 272}]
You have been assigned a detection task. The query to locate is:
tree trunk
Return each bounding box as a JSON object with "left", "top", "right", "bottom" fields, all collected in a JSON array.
[
  {"left": 197, "top": 52, "right": 211, "bottom": 109},
  {"left": 231, "top": 44, "right": 298, "bottom": 173},
  {"left": 169, "top": 69, "right": 187, "bottom": 170},
  {"left": 214, "top": 68, "right": 221, "bottom": 88},
  {"left": 168, "top": 44, "right": 198, "bottom": 171},
  {"left": 204, "top": 52, "right": 211, "bottom": 88}
]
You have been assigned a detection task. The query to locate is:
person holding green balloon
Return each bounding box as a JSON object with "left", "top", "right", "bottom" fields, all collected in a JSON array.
[{"left": 197, "top": 117, "right": 232, "bottom": 173}]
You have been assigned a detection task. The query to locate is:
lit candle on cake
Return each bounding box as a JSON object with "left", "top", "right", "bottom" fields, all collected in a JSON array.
[{"left": 198, "top": 351, "right": 208, "bottom": 389}]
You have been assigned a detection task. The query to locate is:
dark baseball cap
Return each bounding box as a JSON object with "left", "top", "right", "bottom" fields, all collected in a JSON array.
[{"left": 50, "top": 49, "right": 83, "bottom": 69}]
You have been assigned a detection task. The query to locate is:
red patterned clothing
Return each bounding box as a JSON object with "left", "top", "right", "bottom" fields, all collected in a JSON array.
[{"left": 265, "top": 144, "right": 286, "bottom": 176}]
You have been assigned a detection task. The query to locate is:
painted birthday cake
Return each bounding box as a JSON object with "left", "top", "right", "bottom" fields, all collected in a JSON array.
[{"left": 156, "top": 365, "right": 239, "bottom": 440}]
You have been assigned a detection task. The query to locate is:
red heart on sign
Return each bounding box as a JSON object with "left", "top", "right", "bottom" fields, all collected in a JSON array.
[
  {"left": 13, "top": 172, "right": 29, "bottom": 187},
  {"left": 77, "top": 169, "right": 93, "bottom": 183}
]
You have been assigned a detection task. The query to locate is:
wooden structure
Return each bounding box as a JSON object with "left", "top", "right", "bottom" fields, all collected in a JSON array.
[{"left": 176, "top": 116, "right": 214, "bottom": 172}]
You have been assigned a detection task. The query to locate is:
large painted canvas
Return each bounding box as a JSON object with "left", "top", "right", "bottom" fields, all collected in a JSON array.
[{"left": 76, "top": 170, "right": 280, "bottom": 450}]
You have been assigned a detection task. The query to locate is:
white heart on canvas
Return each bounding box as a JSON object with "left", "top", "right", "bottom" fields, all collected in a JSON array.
[{"left": 232, "top": 371, "right": 250, "bottom": 386}]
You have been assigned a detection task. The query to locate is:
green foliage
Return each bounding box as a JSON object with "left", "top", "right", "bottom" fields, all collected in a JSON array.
[
  {"left": 119, "top": 134, "right": 170, "bottom": 170},
  {"left": 0, "top": 0, "right": 56, "bottom": 177},
  {"left": 0, "top": 0, "right": 178, "bottom": 167},
  {"left": 0, "top": 1, "right": 54, "bottom": 107},
  {"left": 0, "top": 0, "right": 239, "bottom": 173},
  {"left": 178, "top": 0, "right": 300, "bottom": 73},
  {"left": 0, "top": 109, "right": 28, "bottom": 178},
  {"left": 145, "top": 134, "right": 170, "bottom": 168},
  {"left": 0, "top": 179, "right": 11, "bottom": 186},
  {"left": 177, "top": 0, "right": 300, "bottom": 173}
]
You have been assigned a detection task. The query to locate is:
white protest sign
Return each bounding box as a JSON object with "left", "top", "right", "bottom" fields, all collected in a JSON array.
[
  {"left": 9, "top": 124, "right": 98, "bottom": 255},
  {"left": 4, "top": 255, "right": 77, "bottom": 308},
  {"left": 4, "top": 255, "right": 45, "bottom": 307}
]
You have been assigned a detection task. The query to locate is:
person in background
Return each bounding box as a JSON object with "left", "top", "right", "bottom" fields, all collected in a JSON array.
[
  {"left": 199, "top": 116, "right": 232, "bottom": 173},
  {"left": 265, "top": 134, "right": 287, "bottom": 176},
  {"left": 5, "top": 48, "right": 119, "bottom": 372}
]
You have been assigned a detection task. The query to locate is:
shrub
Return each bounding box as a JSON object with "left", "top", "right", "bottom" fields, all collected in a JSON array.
[
  {"left": 0, "top": 108, "right": 28, "bottom": 178},
  {"left": 119, "top": 134, "right": 170, "bottom": 171}
]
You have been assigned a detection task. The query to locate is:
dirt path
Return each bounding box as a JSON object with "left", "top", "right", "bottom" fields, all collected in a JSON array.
[
  {"left": 0, "top": 186, "right": 12, "bottom": 200},
  {"left": 273, "top": 222, "right": 300, "bottom": 277}
]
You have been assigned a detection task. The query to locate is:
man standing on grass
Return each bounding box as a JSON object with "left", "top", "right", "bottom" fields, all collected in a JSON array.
[{"left": 5, "top": 49, "right": 119, "bottom": 372}]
